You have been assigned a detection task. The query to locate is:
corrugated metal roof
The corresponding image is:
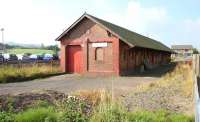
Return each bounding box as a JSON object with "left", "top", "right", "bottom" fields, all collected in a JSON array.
[{"left": 56, "top": 13, "right": 172, "bottom": 53}]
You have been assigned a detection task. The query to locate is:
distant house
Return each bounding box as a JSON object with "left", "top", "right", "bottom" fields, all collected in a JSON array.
[
  {"left": 171, "top": 45, "right": 193, "bottom": 61},
  {"left": 56, "top": 13, "right": 172, "bottom": 75}
]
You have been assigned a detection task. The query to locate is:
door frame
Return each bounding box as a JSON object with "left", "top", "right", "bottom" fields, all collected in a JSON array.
[{"left": 66, "top": 45, "right": 83, "bottom": 73}]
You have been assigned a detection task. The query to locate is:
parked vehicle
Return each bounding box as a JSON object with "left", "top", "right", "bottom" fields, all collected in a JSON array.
[
  {"left": 52, "top": 54, "right": 59, "bottom": 60},
  {"left": 37, "top": 55, "right": 44, "bottom": 60},
  {"left": 43, "top": 54, "right": 53, "bottom": 61},
  {"left": 29, "top": 54, "right": 38, "bottom": 61},
  {"left": 17, "top": 54, "right": 23, "bottom": 60},
  {"left": 3, "top": 53, "right": 10, "bottom": 61},
  {"left": 0, "top": 53, "right": 4, "bottom": 63},
  {"left": 8, "top": 54, "right": 18, "bottom": 61},
  {"left": 22, "top": 54, "right": 30, "bottom": 61}
]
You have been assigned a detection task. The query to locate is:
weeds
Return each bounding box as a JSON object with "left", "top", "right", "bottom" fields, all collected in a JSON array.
[
  {"left": 74, "top": 89, "right": 111, "bottom": 107},
  {"left": 15, "top": 107, "right": 57, "bottom": 122},
  {"left": 135, "top": 63, "right": 193, "bottom": 96},
  {"left": 56, "top": 96, "right": 89, "bottom": 122},
  {"left": 0, "top": 65, "right": 61, "bottom": 83}
]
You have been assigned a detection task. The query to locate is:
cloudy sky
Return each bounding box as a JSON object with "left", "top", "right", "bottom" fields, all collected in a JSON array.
[{"left": 0, "top": 0, "right": 199, "bottom": 48}]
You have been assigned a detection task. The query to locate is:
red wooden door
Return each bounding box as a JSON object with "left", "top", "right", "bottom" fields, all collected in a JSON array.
[{"left": 67, "top": 45, "right": 83, "bottom": 73}]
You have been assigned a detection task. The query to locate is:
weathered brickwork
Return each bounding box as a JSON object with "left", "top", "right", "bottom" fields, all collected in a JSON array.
[{"left": 60, "top": 18, "right": 170, "bottom": 76}]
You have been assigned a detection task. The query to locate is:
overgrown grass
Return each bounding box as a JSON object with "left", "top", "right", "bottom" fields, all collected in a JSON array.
[
  {"left": 0, "top": 92, "right": 194, "bottom": 122},
  {"left": 0, "top": 63, "right": 195, "bottom": 121},
  {"left": 90, "top": 102, "right": 194, "bottom": 122},
  {"left": 136, "top": 63, "right": 193, "bottom": 96},
  {"left": 0, "top": 65, "right": 61, "bottom": 83},
  {"left": 15, "top": 107, "right": 57, "bottom": 122}
]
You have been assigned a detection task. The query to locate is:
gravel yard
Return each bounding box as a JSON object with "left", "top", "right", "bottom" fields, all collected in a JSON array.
[
  {"left": 0, "top": 74, "right": 158, "bottom": 95},
  {"left": 0, "top": 64, "right": 174, "bottom": 96}
]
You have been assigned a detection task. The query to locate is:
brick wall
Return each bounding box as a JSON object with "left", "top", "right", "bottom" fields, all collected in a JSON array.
[{"left": 60, "top": 17, "right": 119, "bottom": 75}]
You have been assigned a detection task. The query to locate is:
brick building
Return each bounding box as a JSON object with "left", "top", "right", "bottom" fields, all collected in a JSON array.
[{"left": 56, "top": 13, "right": 172, "bottom": 75}]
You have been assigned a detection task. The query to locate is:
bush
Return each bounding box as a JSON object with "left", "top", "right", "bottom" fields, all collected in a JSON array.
[
  {"left": 15, "top": 107, "right": 57, "bottom": 122},
  {"left": 0, "top": 112, "right": 14, "bottom": 122}
]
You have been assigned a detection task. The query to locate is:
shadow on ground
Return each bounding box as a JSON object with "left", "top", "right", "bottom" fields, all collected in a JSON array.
[{"left": 122, "top": 63, "right": 177, "bottom": 77}]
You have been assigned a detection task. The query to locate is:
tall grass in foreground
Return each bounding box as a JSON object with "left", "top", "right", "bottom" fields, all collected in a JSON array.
[
  {"left": 75, "top": 90, "right": 194, "bottom": 122},
  {"left": 0, "top": 90, "right": 194, "bottom": 122},
  {"left": 0, "top": 65, "right": 61, "bottom": 83},
  {"left": 15, "top": 107, "right": 57, "bottom": 122},
  {"left": 90, "top": 103, "right": 194, "bottom": 122}
]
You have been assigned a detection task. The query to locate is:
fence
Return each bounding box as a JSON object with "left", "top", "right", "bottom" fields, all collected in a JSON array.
[
  {"left": 0, "top": 60, "right": 60, "bottom": 68},
  {"left": 193, "top": 54, "right": 200, "bottom": 122}
]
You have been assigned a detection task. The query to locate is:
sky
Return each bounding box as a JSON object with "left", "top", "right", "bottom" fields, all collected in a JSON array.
[{"left": 0, "top": 0, "right": 199, "bottom": 49}]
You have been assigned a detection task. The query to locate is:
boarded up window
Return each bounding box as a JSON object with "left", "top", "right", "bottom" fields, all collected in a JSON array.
[{"left": 95, "top": 47, "right": 104, "bottom": 61}]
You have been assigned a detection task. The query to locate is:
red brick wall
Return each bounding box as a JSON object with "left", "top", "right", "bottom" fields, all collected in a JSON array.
[
  {"left": 60, "top": 17, "right": 119, "bottom": 75},
  {"left": 87, "top": 42, "right": 113, "bottom": 72},
  {"left": 60, "top": 17, "right": 170, "bottom": 75}
]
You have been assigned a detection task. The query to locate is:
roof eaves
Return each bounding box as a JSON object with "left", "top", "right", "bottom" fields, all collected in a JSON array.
[{"left": 55, "top": 13, "right": 87, "bottom": 41}]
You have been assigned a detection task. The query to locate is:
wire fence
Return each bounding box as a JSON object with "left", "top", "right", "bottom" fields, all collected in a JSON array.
[{"left": 193, "top": 54, "right": 200, "bottom": 122}]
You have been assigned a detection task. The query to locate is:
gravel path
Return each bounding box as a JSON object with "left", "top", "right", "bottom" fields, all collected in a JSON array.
[
  {"left": 0, "top": 64, "right": 174, "bottom": 95},
  {"left": 0, "top": 75, "right": 158, "bottom": 95}
]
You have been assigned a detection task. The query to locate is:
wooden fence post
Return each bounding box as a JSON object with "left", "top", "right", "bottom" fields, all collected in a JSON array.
[{"left": 197, "top": 55, "right": 199, "bottom": 76}]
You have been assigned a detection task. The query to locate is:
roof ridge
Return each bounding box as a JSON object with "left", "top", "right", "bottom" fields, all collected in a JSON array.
[
  {"left": 86, "top": 14, "right": 162, "bottom": 42},
  {"left": 86, "top": 13, "right": 171, "bottom": 52},
  {"left": 57, "top": 13, "right": 171, "bottom": 52}
]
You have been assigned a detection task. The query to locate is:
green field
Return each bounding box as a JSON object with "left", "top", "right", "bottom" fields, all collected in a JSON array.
[{"left": 7, "top": 48, "right": 54, "bottom": 54}]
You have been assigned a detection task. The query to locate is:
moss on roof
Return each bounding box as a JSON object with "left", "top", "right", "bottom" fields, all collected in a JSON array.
[{"left": 86, "top": 14, "right": 172, "bottom": 52}]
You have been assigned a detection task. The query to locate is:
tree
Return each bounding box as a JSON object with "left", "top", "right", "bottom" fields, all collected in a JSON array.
[{"left": 193, "top": 48, "right": 199, "bottom": 54}]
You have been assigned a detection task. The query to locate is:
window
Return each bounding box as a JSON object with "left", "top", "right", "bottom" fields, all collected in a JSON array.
[{"left": 95, "top": 47, "right": 104, "bottom": 61}]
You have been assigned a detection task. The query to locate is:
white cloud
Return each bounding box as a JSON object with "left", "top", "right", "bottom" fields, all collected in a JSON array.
[
  {"left": 100, "top": 0, "right": 168, "bottom": 40},
  {"left": 0, "top": 0, "right": 199, "bottom": 49},
  {"left": 0, "top": 0, "right": 66, "bottom": 45},
  {"left": 100, "top": 1, "right": 200, "bottom": 49}
]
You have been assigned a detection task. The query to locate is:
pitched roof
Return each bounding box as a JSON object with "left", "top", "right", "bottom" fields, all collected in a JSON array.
[
  {"left": 171, "top": 45, "right": 193, "bottom": 50},
  {"left": 56, "top": 13, "right": 172, "bottom": 53}
]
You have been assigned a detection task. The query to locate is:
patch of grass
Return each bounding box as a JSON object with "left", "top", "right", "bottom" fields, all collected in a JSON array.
[
  {"left": 135, "top": 63, "right": 193, "bottom": 96},
  {"left": 0, "top": 112, "right": 15, "bottom": 122},
  {"left": 127, "top": 63, "right": 194, "bottom": 115},
  {"left": 15, "top": 107, "right": 57, "bottom": 122},
  {"left": 56, "top": 96, "right": 89, "bottom": 122},
  {"left": 7, "top": 48, "right": 54, "bottom": 54},
  {"left": 127, "top": 110, "right": 194, "bottom": 122},
  {"left": 0, "top": 65, "right": 61, "bottom": 83},
  {"left": 74, "top": 89, "right": 111, "bottom": 107},
  {"left": 0, "top": 91, "right": 194, "bottom": 122},
  {"left": 90, "top": 102, "right": 194, "bottom": 122},
  {"left": 90, "top": 102, "right": 127, "bottom": 122}
]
